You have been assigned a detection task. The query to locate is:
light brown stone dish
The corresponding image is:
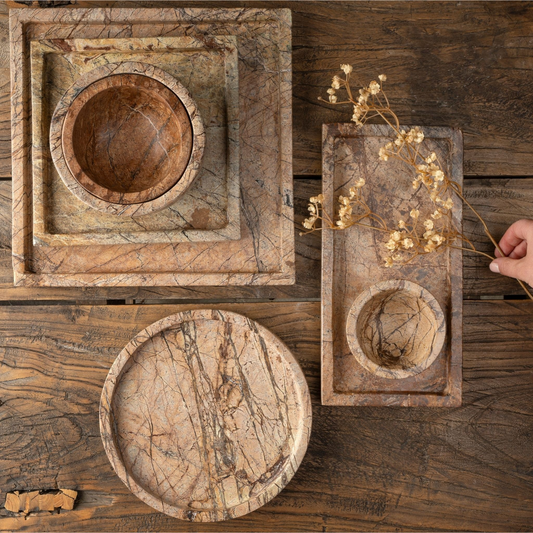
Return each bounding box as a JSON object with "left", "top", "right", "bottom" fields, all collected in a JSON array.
[
  {"left": 50, "top": 62, "right": 204, "bottom": 216},
  {"left": 63, "top": 73, "right": 193, "bottom": 205},
  {"left": 31, "top": 35, "right": 240, "bottom": 245},
  {"left": 345, "top": 279, "right": 446, "bottom": 380},
  {"left": 100, "top": 309, "right": 312, "bottom": 522}
]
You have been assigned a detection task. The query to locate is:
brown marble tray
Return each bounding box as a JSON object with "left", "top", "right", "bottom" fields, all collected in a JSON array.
[
  {"left": 31, "top": 35, "right": 238, "bottom": 246},
  {"left": 100, "top": 309, "right": 312, "bottom": 522},
  {"left": 11, "top": 8, "right": 294, "bottom": 287},
  {"left": 321, "top": 124, "right": 463, "bottom": 407}
]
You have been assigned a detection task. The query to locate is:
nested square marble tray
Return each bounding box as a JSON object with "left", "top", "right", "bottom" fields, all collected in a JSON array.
[
  {"left": 10, "top": 7, "right": 294, "bottom": 287},
  {"left": 31, "top": 35, "right": 240, "bottom": 246},
  {"left": 321, "top": 124, "right": 463, "bottom": 407}
]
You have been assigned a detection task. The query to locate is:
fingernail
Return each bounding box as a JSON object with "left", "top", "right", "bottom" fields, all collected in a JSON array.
[{"left": 490, "top": 261, "right": 500, "bottom": 273}]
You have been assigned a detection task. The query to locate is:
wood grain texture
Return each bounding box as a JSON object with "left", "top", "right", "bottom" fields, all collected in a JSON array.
[
  {"left": 1, "top": 177, "right": 533, "bottom": 300},
  {"left": 3, "top": 1, "right": 533, "bottom": 177},
  {"left": 1, "top": 301, "right": 533, "bottom": 531}
]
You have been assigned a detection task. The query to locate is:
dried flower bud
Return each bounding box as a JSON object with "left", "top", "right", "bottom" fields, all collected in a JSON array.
[
  {"left": 384, "top": 256, "right": 394, "bottom": 267},
  {"left": 378, "top": 74, "right": 387, "bottom": 82},
  {"left": 331, "top": 76, "right": 342, "bottom": 89},
  {"left": 340, "top": 64, "right": 353, "bottom": 74},
  {"left": 339, "top": 195, "right": 350, "bottom": 206},
  {"left": 329, "top": 94, "right": 337, "bottom": 103},
  {"left": 379, "top": 147, "right": 389, "bottom": 161},
  {"left": 327, "top": 88, "right": 336, "bottom": 95},
  {"left": 433, "top": 170, "right": 444, "bottom": 182},
  {"left": 402, "top": 238, "right": 414, "bottom": 249},
  {"left": 424, "top": 219, "right": 434, "bottom": 230},
  {"left": 303, "top": 216, "right": 317, "bottom": 229},
  {"left": 369, "top": 81, "right": 381, "bottom": 95},
  {"left": 410, "top": 209, "right": 420, "bottom": 219},
  {"left": 426, "top": 152, "right": 437, "bottom": 163}
]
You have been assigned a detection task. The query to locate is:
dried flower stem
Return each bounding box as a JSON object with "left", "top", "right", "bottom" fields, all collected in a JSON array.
[{"left": 305, "top": 67, "right": 533, "bottom": 300}]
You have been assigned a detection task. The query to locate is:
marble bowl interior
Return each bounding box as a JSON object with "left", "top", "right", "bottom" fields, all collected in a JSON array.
[
  {"left": 64, "top": 73, "right": 193, "bottom": 204},
  {"left": 350, "top": 282, "right": 446, "bottom": 379}
]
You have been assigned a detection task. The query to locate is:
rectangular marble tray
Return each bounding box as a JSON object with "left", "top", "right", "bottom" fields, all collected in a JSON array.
[
  {"left": 10, "top": 7, "right": 294, "bottom": 287},
  {"left": 321, "top": 124, "right": 463, "bottom": 407},
  {"left": 31, "top": 35, "right": 240, "bottom": 246}
]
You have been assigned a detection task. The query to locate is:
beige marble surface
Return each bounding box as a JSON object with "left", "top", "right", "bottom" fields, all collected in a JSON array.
[
  {"left": 100, "top": 309, "right": 311, "bottom": 522},
  {"left": 321, "top": 124, "right": 463, "bottom": 406},
  {"left": 11, "top": 8, "right": 294, "bottom": 286},
  {"left": 32, "top": 36, "right": 236, "bottom": 244}
]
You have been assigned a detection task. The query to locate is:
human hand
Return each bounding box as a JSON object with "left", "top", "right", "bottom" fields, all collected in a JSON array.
[{"left": 489, "top": 219, "right": 533, "bottom": 287}]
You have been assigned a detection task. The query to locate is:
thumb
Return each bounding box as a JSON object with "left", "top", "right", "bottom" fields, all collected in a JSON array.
[{"left": 490, "top": 257, "right": 527, "bottom": 281}]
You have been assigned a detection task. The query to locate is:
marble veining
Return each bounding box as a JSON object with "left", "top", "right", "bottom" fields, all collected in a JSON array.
[
  {"left": 51, "top": 62, "right": 204, "bottom": 216},
  {"left": 321, "top": 124, "right": 463, "bottom": 406},
  {"left": 31, "top": 35, "right": 240, "bottom": 246},
  {"left": 10, "top": 9, "right": 294, "bottom": 286},
  {"left": 100, "top": 310, "right": 311, "bottom": 522},
  {"left": 345, "top": 279, "right": 446, "bottom": 380},
  {"left": 64, "top": 73, "right": 194, "bottom": 205}
]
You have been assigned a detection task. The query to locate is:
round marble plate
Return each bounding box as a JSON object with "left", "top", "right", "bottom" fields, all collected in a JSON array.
[{"left": 99, "top": 310, "right": 312, "bottom": 522}]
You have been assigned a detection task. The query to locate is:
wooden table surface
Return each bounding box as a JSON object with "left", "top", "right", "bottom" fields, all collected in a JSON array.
[{"left": 1, "top": 1, "right": 533, "bottom": 531}]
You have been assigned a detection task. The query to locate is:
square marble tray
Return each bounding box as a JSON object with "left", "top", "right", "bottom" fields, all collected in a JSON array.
[
  {"left": 31, "top": 35, "right": 240, "bottom": 246},
  {"left": 321, "top": 124, "right": 463, "bottom": 407},
  {"left": 10, "top": 8, "right": 294, "bottom": 287}
]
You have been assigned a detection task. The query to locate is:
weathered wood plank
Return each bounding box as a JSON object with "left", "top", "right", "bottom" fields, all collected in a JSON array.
[
  {"left": 0, "top": 301, "right": 532, "bottom": 531},
  {"left": 1, "top": 178, "right": 532, "bottom": 301},
  {"left": 291, "top": 1, "right": 533, "bottom": 176},
  {"left": 2, "top": 2, "right": 533, "bottom": 176}
]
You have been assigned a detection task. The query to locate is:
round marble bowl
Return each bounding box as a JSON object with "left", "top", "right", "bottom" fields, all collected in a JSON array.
[
  {"left": 346, "top": 280, "right": 446, "bottom": 379},
  {"left": 50, "top": 62, "right": 205, "bottom": 217}
]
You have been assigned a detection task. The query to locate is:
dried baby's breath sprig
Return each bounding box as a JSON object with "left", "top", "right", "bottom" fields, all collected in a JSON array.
[{"left": 305, "top": 66, "right": 533, "bottom": 299}]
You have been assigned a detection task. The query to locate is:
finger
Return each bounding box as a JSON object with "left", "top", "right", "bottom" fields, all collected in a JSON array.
[
  {"left": 490, "top": 257, "right": 530, "bottom": 282},
  {"left": 509, "top": 240, "right": 528, "bottom": 259},
  {"left": 497, "top": 219, "right": 533, "bottom": 257}
]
